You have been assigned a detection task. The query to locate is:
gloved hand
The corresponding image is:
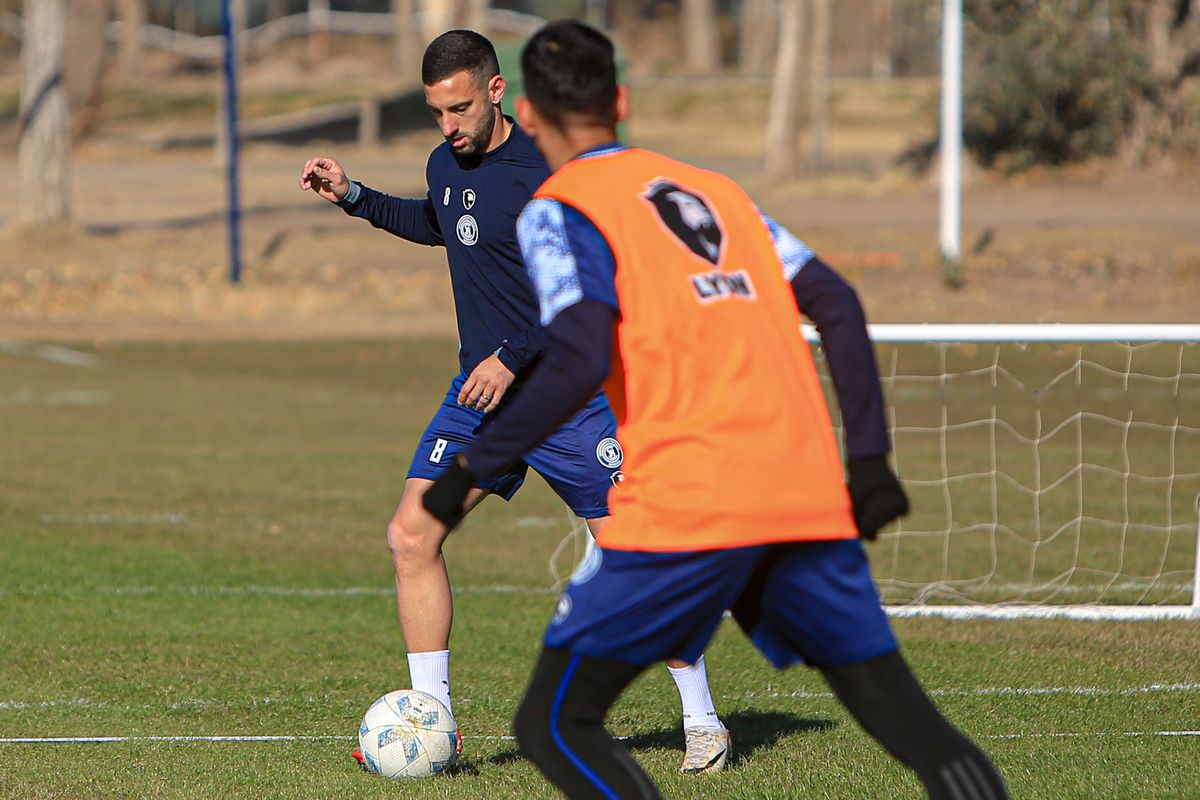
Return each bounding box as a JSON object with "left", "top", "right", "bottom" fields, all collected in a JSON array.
[
  {"left": 847, "top": 455, "right": 909, "bottom": 540},
  {"left": 421, "top": 456, "right": 477, "bottom": 529}
]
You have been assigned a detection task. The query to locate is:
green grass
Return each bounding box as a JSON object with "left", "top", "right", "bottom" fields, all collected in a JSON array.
[{"left": 1, "top": 339, "right": 1198, "bottom": 799}]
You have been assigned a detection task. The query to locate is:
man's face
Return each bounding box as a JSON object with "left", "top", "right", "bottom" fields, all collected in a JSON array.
[{"left": 424, "top": 69, "right": 503, "bottom": 157}]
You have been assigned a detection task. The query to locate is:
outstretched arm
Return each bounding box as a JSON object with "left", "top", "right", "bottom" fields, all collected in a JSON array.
[{"left": 299, "top": 155, "right": 443, "bottom": 246}]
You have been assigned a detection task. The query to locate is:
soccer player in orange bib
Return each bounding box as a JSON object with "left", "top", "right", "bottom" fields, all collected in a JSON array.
[{"left": 416, "top": 20, "right": 1009, "bottom": 799}]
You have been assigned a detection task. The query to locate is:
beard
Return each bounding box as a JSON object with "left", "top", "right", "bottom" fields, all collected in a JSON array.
[{"left": 449, "top": 107, "right": 498, "bottom": 158}]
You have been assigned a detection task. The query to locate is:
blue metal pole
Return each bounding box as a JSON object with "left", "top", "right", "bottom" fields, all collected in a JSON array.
[{"left": 221, "top": 0, "right": 242, "bottom": 284}]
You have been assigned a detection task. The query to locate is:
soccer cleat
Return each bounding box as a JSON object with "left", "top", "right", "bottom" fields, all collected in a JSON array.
[
  {"left": 351, "top": 747, "right": 367, "bottom": 770},
  {"left": 680, "top": 726, "right": 731, "bottom": 774}
]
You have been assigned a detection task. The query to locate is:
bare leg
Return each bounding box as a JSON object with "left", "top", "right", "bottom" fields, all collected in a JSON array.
[{"left": 387, "top": 478, "right": 490, "bottom": 652}]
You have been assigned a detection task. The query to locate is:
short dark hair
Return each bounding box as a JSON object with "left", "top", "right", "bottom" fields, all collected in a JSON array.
[
  {"left": 521, "top": 20, "right": 618, "bottom": 128},
  {"left": 422, "top": 29, "right": 500, "bottom": 86}
]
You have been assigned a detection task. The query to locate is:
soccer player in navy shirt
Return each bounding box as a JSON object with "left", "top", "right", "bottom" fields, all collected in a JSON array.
[{"left": 299, "top": 30, "right": 730, "bottom": 772}]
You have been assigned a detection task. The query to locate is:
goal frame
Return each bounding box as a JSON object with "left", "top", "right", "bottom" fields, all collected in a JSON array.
[{"left": 800, "top": 323, "right": 1200, "bottom": 621}]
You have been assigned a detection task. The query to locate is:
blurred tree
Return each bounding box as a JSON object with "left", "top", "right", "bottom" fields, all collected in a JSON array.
[
  {"left": 391, "top": 0, "right": 420, "bottom": 75},
  {"left": 682, "top": 0, "right": 718, "bottom": 74},
  {"left": 423, "top": 0, "right": 454, "bottom": 40},
  {"left": 65, "top": 0, "right": 110, "bottom": 142},
  {"left": 764, "top": 0, "right": 805, "bottom": 176},
  {"left": 964, "top": 0, "right": 1199, "bottom": 169},
  {"left": 18, "top": 0, "right": 70, "bottom": 226},
  {"left": 1126, "top": 0, "right": 1200, "bottom": 160},
  {"left": 308, "top": 0, "right": 330, "bottom": 62},
  {"left": 738, "top": 0, "right": 774, "bottom": 76},
  {"left": 466, "top": 0, "right": 489, "bottom": 36},
  {"left": 809, "top": 0, "right": 830, "bottom": 169},
  {"left": 118, "top": 0, "right": 145, "bottom": 76},
  {"left": 871, "top": 0, "right": 892, "bottom": 78}
]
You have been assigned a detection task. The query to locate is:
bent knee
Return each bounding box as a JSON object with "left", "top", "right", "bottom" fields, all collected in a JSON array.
[{"left": 386, "top": 513, "right": 442, "bottom": 560}]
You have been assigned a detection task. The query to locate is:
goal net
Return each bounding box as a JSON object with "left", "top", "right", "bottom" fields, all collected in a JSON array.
[{"left": 807, "top": 323, "right": 1200, "bottom": 620}]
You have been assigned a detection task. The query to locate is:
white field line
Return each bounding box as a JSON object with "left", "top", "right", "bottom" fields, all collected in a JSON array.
[
  {"left": 0, "top": 338, "right": 100, "bottom": 368},
  {"left": 39, "top": 512, "right": 187, "bottom": 526},
  {"left": 1, "top": 580, "right": 1189, "bottom": 600},
  {"left": 0, "top": 390, "right": 112, "bottom": 406},
  {"left": 3, "top": 682, "right": 1197, "bottom": 717},
  {"left": 4, "top": 731, "right": 1200, "bottom": 745},
  {"left": 0, "top": 584, "right": 555, "bottom": 599}
]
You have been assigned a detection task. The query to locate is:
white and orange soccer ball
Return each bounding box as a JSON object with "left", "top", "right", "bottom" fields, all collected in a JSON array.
[{"left": 357, "top": 689, "right": 459, "bottom": 779}]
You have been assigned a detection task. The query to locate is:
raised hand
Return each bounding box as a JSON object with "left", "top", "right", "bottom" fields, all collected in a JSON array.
[{"left": 299, "top": 156, "right": 351, "bottom": 203}]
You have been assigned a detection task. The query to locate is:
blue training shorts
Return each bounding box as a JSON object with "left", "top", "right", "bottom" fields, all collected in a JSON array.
[
  {"left": 407, "top": 373, "right": 621, "bottom": 519},
  {"left": 545, "top": 539, "right": 897, "bottom": 668}
]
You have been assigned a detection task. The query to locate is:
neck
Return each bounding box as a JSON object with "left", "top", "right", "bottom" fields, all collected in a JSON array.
[
  {"left": 485, "top": 108, "right": 513, "bottom": 153},
  {"left": 545, "top": 123, "right": 619, "bottom": 171}
]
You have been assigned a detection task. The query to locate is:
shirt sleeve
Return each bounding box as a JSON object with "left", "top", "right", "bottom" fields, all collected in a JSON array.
[
  {"left": 760, "top": 212, "right": 890, "bottom": 460},
  {"left": 516, "top": 198, "right": 618, "bottom": 326},
  {"left": 343, "top": 183, "right": 444, "bottom": 247}
]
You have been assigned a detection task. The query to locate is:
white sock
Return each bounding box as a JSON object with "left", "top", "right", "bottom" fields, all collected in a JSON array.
[
  {"left": 408, "top": 649, "right": 454, "bottom": 722},
  {"left": 667, "top": 654, "right": 723, "bottom": 731}
]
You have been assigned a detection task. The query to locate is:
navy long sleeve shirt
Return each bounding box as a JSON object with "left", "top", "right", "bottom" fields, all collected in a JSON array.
[{"left": 341, "top": 121, "right": 551, "bottom": 377}]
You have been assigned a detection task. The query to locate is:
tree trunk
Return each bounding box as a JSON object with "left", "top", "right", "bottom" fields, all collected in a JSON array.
[
  {"left": 466, "top": 0, "right": 488, "bottom": 36},
  {"left": 871, "top": 0, "right": 892, "bottom": 78},
  {"left": 682, "top": 0, "right": 720, "bottom": 74},
  {"left": 117, "top": 0, "right": 144, "bottom": 77},
  {"left": 18, "top": 0, "right": 71, "bottom": 226},
  {"left": 391, "top": 0, "right": 421, "bottom": 77},
  {"left": 65, "top": 0, "right": 110, "bottom": 142},
  {"left": 764, "top": 0, "right": 806, "bottom": 176},
  {"left": 738, "top": 0, "right": 774, "bottom": 76},
  {"left": 423, "top": 0, "right": 456, "bottom": 42},
  {"left": 308, "top": 0, "right": 330, "bottom": 64},
  {"left": 809, "top": 0, "right": 830, "bottom": 170}
]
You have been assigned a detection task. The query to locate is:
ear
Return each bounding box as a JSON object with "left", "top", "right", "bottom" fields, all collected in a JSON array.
[
  {"left": 488, "top": 74, "right": 507, "bottom": 106},
  {"left": 515, "top": 95, "right": 535, "bottom": 134},
  {"left": 615, "top": 85, "right": 630, "bottom": 124}
]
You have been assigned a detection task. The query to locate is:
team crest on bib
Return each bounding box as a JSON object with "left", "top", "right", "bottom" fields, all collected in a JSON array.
[
  {"left": 456, "top": 214, "right": 478, "bottom": 246},
  {"left": 642, "top": 180, "right": 724, "bottom": 266},
  {"left": 462, "top": 188, "right": 476, "bottom": 210},
  {"left": 595, "top": 437, "right": 623, "bottom": 469}
]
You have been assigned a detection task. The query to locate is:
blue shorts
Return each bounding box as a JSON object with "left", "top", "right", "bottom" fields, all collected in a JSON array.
[
  {"left": 545, "top": 539, "right": 897, "bottom": 668},
  {"left": 407, "top": 374, "right": 621, "bottom": 519}
]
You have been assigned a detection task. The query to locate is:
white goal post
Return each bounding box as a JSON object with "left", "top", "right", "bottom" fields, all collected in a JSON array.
[{"left": 802, "top": 323, "right": 1200, "bottom": 621}]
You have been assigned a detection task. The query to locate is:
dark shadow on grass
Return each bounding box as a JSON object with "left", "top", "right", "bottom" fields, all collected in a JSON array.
[{"left": 476, "top": 710, "right": 835, "bottom": 771}]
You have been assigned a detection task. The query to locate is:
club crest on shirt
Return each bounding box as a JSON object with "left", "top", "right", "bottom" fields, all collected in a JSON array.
[
  {"left": 595, "top": 437, "right": 623, "bottom": 469},
  {"left": 642, "top": 180, "right": 724, "bottom": 266},
  {"left": 456, "top": 214, "right": 478, "bottom": 246},
  {"left": 462, "top": 188, "right": 476, "bottom": 210}
]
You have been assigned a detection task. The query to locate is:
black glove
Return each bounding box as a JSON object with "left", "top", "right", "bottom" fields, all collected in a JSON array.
[
  {"left": 421, "top": 456, "right": 477, "bottom": 529},
  {"left": 847, "top": 455, "right": 909, "bottom": 540}
]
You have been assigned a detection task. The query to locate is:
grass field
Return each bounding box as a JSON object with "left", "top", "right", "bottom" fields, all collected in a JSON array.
[{"left": 2, "top": 338, "right": 1199, "bottom": 799}]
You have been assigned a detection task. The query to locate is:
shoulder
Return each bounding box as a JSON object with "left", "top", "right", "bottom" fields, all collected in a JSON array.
[{"left": 426, "top": 142, "right": 456, "bottom": 176}]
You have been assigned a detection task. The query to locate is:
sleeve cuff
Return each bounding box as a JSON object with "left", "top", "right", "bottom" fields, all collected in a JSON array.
[
  {"left": 336, "top": 180, "right": 363, "bottom": 209},
  {"left": 494, "top": 344, "right": 523, "bottom": 374}
]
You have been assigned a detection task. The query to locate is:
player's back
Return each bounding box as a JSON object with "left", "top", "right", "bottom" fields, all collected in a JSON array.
[{"left": 535, "top": 147, "right": 857, "bottom": 552}]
